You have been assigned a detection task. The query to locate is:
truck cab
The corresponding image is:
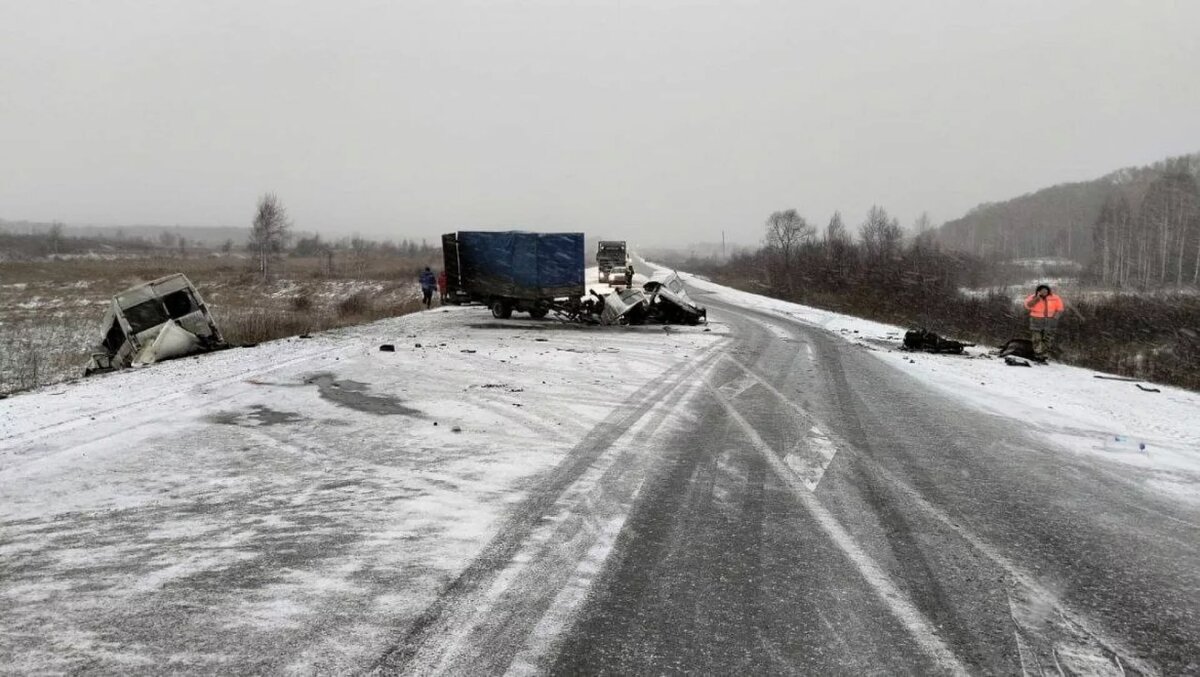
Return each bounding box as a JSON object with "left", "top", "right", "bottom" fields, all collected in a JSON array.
[{"left": 596, "top": 240, "right": 627, "bottom": 283}]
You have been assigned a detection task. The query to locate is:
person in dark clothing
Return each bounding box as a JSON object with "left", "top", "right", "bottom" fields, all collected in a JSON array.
[
  {"left": 419, "top": 267, "right": 436, "bottom": 308},
  {"left": 624, "top": 265, "right": 634, "bottom": 287}
]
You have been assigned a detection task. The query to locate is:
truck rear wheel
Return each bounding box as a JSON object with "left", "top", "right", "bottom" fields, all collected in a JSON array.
[{"left": 491, "top": 300, "right": 513, "bottom": 319}]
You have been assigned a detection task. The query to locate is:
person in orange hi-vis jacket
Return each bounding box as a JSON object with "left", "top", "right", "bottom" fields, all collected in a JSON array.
[{"left": 1024, "top": 283, "right": 1064, "bottom": 360}]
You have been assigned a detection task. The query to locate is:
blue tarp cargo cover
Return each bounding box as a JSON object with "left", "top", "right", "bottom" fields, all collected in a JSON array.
[{"left": 448, "top": 231, "right": 585, "bottom": 300}]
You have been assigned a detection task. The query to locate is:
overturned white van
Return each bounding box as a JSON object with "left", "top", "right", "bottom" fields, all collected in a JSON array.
[{"left": 85, "top": 274, "right": 226, "bottom": 375}]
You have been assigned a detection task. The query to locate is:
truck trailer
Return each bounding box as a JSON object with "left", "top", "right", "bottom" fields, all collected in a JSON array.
[{"left": 442, "top": 231, "right": 585, "bottom": 319}]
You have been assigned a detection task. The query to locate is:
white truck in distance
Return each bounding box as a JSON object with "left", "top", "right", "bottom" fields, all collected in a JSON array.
[{"left": 596, "top": 240, "right": 627, "bottom": 284}]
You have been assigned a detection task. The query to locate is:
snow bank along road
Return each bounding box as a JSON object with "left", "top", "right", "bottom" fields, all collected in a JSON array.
[{"left": 3, "top": 268, "right": 1199, "bottom": 675}]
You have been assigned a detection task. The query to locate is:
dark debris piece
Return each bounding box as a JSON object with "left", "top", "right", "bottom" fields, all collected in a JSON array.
[{"left": 902, "top": 328, "right": 971, "bottom": 354}]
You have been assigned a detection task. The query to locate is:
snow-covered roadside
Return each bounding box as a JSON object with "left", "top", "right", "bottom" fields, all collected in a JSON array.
[
  {"left": 656, "top": 264, "right": 1200, "bottom": 502},
  {"left": 0, "top": 304, "right": 724, "bottom": 673}
]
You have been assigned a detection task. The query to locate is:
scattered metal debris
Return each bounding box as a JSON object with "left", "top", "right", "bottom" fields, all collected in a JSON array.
[{"left": 902, "top": 328, "right": 972, "bottom": 354}]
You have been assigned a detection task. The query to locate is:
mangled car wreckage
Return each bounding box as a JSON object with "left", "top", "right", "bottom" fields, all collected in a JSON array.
[
  {"left": 642, "top": 271, "right": 706, "bottom": 325},
  {"left": 85, "top": 274, "right": 226, "bottom": 375},
  {"left": 590, "top": 272, "right": 706, "bottom": 326}
]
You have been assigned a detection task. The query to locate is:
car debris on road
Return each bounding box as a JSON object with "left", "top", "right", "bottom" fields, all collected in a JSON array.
[{"left": 901, "top": 328, "right": 972, "bottom": 354}]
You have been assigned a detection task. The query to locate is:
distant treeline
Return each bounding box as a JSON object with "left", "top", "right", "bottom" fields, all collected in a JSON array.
[
  {"left": 667, "top": 206, "right": 989, "bottom": 328},
  {"left": 1092, "top": 161, "right": 1200, "bottom": 287},
  {"left": 0, "top": 227, "right": 436, "bottom": 262},
  {"left": 663, "top": 207, "right": 1200, "bottom": 390},
  {"left": 935, "top": 152, "right": 1200, "bottom": 281}
]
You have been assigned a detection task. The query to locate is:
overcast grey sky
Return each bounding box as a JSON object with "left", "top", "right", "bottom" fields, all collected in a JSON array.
[{"left": 1, "top": 1, "right": 1197, "bottom": 245}]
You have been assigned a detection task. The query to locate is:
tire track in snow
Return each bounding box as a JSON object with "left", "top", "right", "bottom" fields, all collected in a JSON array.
[
  {"left": 429, "top": 368, "right": 714, "bottom": 676},
  {"left": 368, "top": 338, "right": 728, "bottom": 674}
]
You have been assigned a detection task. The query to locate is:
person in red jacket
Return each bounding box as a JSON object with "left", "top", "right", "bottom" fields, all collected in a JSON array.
[
  {"left": 436, "top": 269, "right": 448, "bottom": 304},
  {"left": 1024, "top": 284, "right": 1064, "bottom": 360}
]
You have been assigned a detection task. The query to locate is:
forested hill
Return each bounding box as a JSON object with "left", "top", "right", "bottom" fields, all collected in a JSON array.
[{"left": 935, "top": 152, "right": 1200, "bottom": 265}]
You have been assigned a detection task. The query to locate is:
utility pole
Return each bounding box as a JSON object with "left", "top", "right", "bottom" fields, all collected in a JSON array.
[{"left": 722, "top": 230, "right": 726, "bottom": 258}]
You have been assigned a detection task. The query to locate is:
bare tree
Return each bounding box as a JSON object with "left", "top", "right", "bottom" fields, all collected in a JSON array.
[
  {"left": 825, "top": 211, "right": 849, "bottom": 245},
  {"left": 859, "top": 205, "right": 903, "bottom": 261},
  {"left": 912, "top": 211, "right": 936, "bottom": 249},
  {"left": 764, "top": 209, "right": 814, "bottom": 291},
  {"left": 1093, "top": 194, "right": 1136, "bottom": 286},
  {"left": 47, "top": 221, "right": 65, "bottom": 255},
  {"left": 250, "top": 192, "right": 291, "bottom": 279}
]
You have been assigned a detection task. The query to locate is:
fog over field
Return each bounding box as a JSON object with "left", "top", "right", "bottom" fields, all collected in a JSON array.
[{"left": 2, "top": 1, "right": 1198, "bottom": 244}]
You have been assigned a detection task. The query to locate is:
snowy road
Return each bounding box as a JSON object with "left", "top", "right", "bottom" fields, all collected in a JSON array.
[
  {"left": 544, "top": 293, "right": 1200, "bottom": 676},
  {"left": 3, "top": 269, "right": 1199, "bottom": 675}
]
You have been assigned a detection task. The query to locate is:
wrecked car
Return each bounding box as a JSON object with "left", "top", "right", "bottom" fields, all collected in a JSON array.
[
  {"left": 85, "top": 273, "right": 226, "bottom": 375},
  {"left": 643, "top": 272, "right": 707, "bottom": 325},
  {"left": 600, "top": 288, "right": 650, "bottom": 325},
  {"left": 593, "top": 272, "right": 706, "bottom": 326}
]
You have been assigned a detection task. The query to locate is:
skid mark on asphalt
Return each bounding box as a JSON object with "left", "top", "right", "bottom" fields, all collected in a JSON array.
[
  {"left": 721, "top": 353, "right": 839, "bottom": 491},
  {"left": 498, "top": 377, "right": 713, "bottom": 676},
  {"left": 368, "top": 338, "right": 729, "bottom": 674},
  {"left": 863, "top": 456, "right": 1158, "bottom": 677},
  {"left": 721, "top": 304, "right": 1156, "bottom": 676},
  {"left": 702, "top": 379, "right": 971, "bottom": 676},
  {"left": 785, "top": 426, "right": 838, "bottom": 491},
  {"left": 715, "top": 372, "right": 757, "bottom": 399},
  {"left": 413, "top": 368, "right": 712, "bottom": 675},
  {"left": 462, "top": 395, "right": 580, "bottom": 443},
  {"left": 381, "top": 360, "right": 715, "bottom": 675}
]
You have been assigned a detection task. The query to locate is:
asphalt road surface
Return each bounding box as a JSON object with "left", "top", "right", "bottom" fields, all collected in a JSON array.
[{"left": 378, "top": 278, "right": 1200, "bottom": 676}]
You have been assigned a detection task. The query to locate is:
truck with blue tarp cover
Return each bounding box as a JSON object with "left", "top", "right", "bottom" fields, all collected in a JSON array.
[{"left": 442, "top": 231, "right": 586, "bottom": 319}]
